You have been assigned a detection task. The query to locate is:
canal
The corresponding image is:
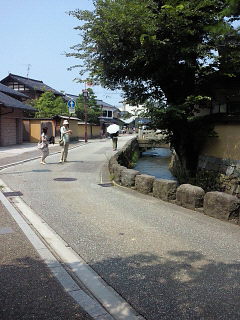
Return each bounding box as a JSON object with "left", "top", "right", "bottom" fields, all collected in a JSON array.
[{"left": 134, "top": 148, "right": 177, "bottom": 181}]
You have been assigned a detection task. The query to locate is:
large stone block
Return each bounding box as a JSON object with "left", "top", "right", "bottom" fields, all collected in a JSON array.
[
  {"left": 153, "top": 179, "right": 178, "bottom": 201},
  {"left": 135, "top": 174, "right": 155, "bottom": 194},
  {"left": 121, "top": 168, "right": 140, "bottom": 187},
  {"left": 204, "top": 191, "right": 240, "bottom": 221},
  {"left": 112, "top": 164, "right": 125, "bottom": 183},
  {"left": 108, "top": 156, "right": 118, "bottom": 174},
  {"left": 176, "top": 184, "right": 205, "bottom": 209}
]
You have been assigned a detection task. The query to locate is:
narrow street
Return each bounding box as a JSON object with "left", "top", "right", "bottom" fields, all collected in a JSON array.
[{"left": 1, "top": 136, "right": 240, "bottom": 320}]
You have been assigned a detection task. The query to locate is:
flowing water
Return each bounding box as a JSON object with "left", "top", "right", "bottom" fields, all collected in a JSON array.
[{"left": 134, "top": 148, "right": 177, "bottom": 181}]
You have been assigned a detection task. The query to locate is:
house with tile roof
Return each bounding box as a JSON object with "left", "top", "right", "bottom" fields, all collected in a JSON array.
[
  {"left": 0, "top": 73, "right": 64, "bottom": 100},
  {"left": 0, "top": 83, "right": 35, "bottom": 146},
  {"left": 96, "top": 100, "right": 124, "bottom": 135}
]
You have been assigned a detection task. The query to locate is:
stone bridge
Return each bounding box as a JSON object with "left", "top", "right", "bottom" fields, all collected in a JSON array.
[
  {"left": 137, "top": 130, "right": 169, "bottom": 150},
  {"left": 138, "top": 138, "right": 169, "bottom": 150},
  {"left": 137, "top": 130, "right": 170, "bottom": 151}
]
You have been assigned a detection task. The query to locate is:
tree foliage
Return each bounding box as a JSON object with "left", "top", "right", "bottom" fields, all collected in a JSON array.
[
  {"left": 29, "top": 92, "right": 68, "bottom": 118},
  {"left": 75, "top": 88, "right": 101, "bottom": 124},
  {"left": 68, "top": 0, "right": 240, "bottom": 177}
]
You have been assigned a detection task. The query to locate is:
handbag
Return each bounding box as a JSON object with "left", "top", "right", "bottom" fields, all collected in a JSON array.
[
  {"left": 59, "top": 139, "right": 64, "bottom": 146},
  {"left": 37, "top": 142, "right": 45, "bottom": 149}
]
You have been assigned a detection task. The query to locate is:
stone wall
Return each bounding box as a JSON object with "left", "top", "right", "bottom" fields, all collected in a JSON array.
[
  {"left": 198, "top": 155, "right": 240, "bottom": 176},
  {"left": 0, "top": 107, "right": 23, "bottom": 146},
  {"left": 108, "top": 138, "right": 240, "bottom": 225}
]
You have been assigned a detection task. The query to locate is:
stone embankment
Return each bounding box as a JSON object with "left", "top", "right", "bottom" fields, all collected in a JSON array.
[{"left": 109, "top": 138, "right": 240, "bottom": 225}]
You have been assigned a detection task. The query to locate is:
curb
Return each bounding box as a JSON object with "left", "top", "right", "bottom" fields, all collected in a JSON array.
[{"left": 0, "top": 179, "right": 145, "bottom": 320}]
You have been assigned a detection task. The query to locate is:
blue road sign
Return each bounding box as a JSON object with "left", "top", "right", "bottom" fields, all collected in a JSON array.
[
  {"left": 68, "top": 100, "right": 76, "bottom": 108},
  {"left": 67, "top": 100, "right": 76, "bottom": 113}
]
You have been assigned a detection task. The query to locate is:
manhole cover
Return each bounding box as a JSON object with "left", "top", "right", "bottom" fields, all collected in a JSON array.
[
  {"left": 54, "top": 178, "right": 77, "bottom": 182},
  {"left": 98, "top": 183, "right": 113, "bottom": 187},
  {"left": 0, "top": 227, "right": 14, "bottom": 235},
  {"left": 3, "top": 191, "right": 23, "bottom": 197}
]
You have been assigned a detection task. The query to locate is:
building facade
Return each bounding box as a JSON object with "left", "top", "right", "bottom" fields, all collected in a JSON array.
[{"left": 0, "top": 83, "right": 35, "bottom": 146}]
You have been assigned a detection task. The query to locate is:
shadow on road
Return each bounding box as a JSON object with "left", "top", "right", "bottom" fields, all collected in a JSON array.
[
  {"left": 88, "top": 250, "right": 240, "bottom": 320},
  {"left": 0, "top": 256, "right": 92, "bottom": 320}
]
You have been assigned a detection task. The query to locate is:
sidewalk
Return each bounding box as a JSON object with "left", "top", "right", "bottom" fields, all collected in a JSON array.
[
  {"left": 0, "top": 200, "right": 92, "bottom": 320},
  {"left": 0, "top": 141, "right": 84, "bottom": 168},
  {"left": 0, "top": 141, "right": 92, "bottom": 319}
]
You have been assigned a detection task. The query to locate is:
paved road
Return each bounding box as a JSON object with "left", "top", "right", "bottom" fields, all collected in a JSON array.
[
  {"left": 0, "top": 200, "right": 92, "bottom": 320},
  {"left": 1, "top": 136, "right": 240, "bottom": 319}
]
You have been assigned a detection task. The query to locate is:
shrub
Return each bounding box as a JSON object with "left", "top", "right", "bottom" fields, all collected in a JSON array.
[{"left": 191, "top": 169, "right": 223, "bottom": 193}]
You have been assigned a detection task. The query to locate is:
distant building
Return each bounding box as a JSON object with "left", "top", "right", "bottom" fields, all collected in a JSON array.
[
  {"left": 96, "top": 100, "right": 124, "bottom": 134},
  {"left": 0, "top": 83, "right": 35, "bottom": 146},
  {"left": 0, "top": 73, "right": 64, "bottom": 100}
]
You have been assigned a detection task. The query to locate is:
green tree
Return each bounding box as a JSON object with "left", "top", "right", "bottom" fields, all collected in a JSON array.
[
  {"left": 29, "top": 92, "right": 68, "bottom": 118},
  {"left": 68, "top": 0, "right": 240, "bottom": 177},
  {"left": 75, "top": 88, "right": 101, "bottom": 124}
]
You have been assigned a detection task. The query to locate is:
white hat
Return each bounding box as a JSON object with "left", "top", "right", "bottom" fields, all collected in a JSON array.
[{"left": 63, "top": 120, "right": 69, "bottom": 125}]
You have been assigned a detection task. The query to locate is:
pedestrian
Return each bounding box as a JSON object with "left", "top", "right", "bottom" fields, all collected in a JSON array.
[
  {"left": 59, "top": 120, "right": 72, "bottom": 163},
  {"left": 110, "top": 131, "right": 119, "bottom": 151},
  {"left": 40, "top": 127, "right": 49, "bottom": 165}
]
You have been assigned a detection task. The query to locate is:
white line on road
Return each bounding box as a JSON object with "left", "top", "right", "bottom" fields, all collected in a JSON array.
[{"left": 0, "top": 178, "right": 145, "bottom": 320}]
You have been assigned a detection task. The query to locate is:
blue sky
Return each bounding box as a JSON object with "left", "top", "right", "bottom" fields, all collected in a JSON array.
[{"left": 0, "top": 0, "right": 123, "bottom": 106}]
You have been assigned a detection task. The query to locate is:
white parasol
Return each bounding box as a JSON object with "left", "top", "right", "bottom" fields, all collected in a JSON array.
[{"left": 107, "top": 124, "right": 120, "bottom": 134}]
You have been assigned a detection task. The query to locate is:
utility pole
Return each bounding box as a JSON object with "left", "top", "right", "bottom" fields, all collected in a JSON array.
[{"left": 82, "top": 89, "right": 89, "bottom": 143}]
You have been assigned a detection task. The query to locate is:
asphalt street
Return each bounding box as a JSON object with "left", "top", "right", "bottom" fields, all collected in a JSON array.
[{"left": 1, "top": 136, "right": 240, "bottom": 320}]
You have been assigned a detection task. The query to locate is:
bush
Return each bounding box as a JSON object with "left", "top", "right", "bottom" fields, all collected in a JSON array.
[
  {"left": 190, "top": 169, "right": 223, "bottom": 193},
  {"left": 129, "top": 151, "right": 139, "bottom": 168}
]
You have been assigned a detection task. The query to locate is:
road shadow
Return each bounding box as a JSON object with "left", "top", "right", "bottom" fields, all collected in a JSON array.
[
  {"left": 0, "top": 257, "right": 91, "bottom": 320},
  {"left": 86, "top": 250, "right": 240, "bottom": 320}
]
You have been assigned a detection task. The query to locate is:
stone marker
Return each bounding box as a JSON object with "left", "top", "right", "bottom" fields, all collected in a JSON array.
[
  {"left": 176, "top": 184, "right": 205, "bottom": 209},
  {"left": 135, "top": 174, "right": 155, "bottom": 194},
  {"left": 153, "top": 179, "right": 178, "bottom": 201},
  {"left": 204, "top": 191, "right": 240, "bottom": 221},
  {"left": 112, "top": 164, "right": 125, "bottom": 183},
  {"left": 121, "top": 168, "right": 140, "bottom": 187},
  {"left": 108, "top": 156, "right": 118, "bottom": 174}
]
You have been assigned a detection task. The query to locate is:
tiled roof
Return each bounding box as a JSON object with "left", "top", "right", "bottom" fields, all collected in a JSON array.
[
  {"left": 54, "top": 115, "right": 81, "bottom": 121},
  {"left": 1, "top": 74, "right": 64, "bottom": 96},
  {"left": 0, "top": 92, "right": 35, "bottom": 111},
  {"left": 96, "top": 99, "right": 119, "bottom": 111},
  {"left": 0, "top": 83, "right": 28, "bottom": 99},
  {"left": 64, "top": 93, "right": 79, "bottom": 101}
]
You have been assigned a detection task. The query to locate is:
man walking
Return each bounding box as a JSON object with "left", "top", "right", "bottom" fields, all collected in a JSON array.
[{"left": 59, "top": 120, "right": 72, "bottom": 163}]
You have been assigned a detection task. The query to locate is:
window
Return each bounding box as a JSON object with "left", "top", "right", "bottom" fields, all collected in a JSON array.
[
  {"left": 102, "top": 109, "right": 113, "bottom": 118},
  {"left": 228, "top": 102, "right": 240, "bottom": 114},
  {"left": 13, "top": 82, "right": 19, "bottom": 89},
  {"left": 18, "top": 84, "right": 25, "bottom": 91}
]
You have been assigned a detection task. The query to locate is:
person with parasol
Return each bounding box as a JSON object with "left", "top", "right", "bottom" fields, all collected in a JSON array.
[{"left": 107, "top": 124, "right": 120, "bottom": 151}]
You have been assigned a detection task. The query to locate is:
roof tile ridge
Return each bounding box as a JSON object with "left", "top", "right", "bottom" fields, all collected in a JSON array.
[{"left": 10, "top": 73, "right": 43, "bottom": 83}]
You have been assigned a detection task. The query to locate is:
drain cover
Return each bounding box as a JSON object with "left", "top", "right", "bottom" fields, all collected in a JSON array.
[
  {"left": 54, "top": 178, "right": 77, "bottom": 182},
  {"left": 0, "top": 227, "right": 14, "bottom": 235},
  {"left": 98, "top": 183, "right": 113, "bottom": 187},
  {"left": 3, "top": 191, "right": 23, "bottom": 197}
]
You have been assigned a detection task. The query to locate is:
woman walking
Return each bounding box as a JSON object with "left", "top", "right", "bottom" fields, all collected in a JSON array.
[
  {"left": 59, "top": 120, "right": 72, "bottom": 163},
  {"left": 40, "top": 127, "right": 49, "bottom": 164}
]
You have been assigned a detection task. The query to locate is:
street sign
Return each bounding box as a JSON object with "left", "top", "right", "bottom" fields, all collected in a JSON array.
[{"left": 67, "top": 100, "right": 76, "bottom": 114}]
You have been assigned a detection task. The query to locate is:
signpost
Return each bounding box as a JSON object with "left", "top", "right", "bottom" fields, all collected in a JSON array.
[{"left": 67, "top": 100, "right": 76, "bottom": 114}]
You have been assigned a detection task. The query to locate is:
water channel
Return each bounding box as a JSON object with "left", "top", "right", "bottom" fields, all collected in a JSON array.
[{"left": 134, "top": 148, "right": 177, "bottom": 181}]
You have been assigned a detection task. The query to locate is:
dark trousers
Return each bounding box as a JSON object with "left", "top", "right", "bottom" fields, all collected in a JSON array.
[{"left": 112, "top": 137, "right": 118, "bottom": 150}]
